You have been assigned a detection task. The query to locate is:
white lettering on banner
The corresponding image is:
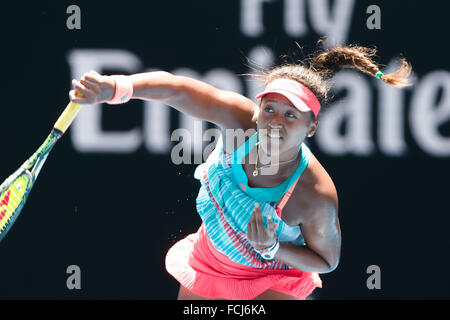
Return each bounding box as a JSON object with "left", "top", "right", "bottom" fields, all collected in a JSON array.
[
  {"left": 245, "top": 45, "right": 275, "bottom": 103},
  {"left": 67, "top": 49, "right": 142, "bottom": 153},
  {"left": 316, "top": 71, "right": 374, "bottom": 155},
  {"left": 377, "top": 79, "right": 407, "bottom": 156},
  {"left": 241, "top": 0, "right": 355, "bottom": 45},
  {"left": 376, "top": 61, "right": 413, "bottom": 156},
  {"left": 142, "top": 68, "right": 172, "bottom": 154},
  {"left": 284, "top": 0, "right": 307, "bottom": 37},
  {"left": 167, "top": 68, "right": 206, "bottom": 164},
  {"left": 240, "top": 0, "right": 274, "bottom": 37},
  {"left": 67, "top": 49, "right": 450, "bottom": 158},
  {"left": 170, "top": 68, "right": 243, "bottom": 162},
  {"left": 307, "top": 0, "right": 355, "bottom": 46},
  {"left": 410, "top": 71, "right": 450, "bottom": 156},
  {"left": 144, "top": 99, "right": 171, "bottom": 153}
]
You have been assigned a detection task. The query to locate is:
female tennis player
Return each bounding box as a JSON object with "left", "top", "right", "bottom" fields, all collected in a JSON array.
[{"left": 69, "top": 44, "right": 411, "bottom": 300}]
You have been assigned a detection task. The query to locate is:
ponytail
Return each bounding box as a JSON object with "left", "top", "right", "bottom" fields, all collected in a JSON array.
[
  {"left": 256, "top": 41, "right": 412, "bottom": 119},
  {"left": 310, "top": 43, "right": 412, "bottom": 88}
]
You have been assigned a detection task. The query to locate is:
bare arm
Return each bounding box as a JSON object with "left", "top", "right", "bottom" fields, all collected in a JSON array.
[
  {"left": 275, "top": 199, "right": 341, "bottom": 273},
  {"left": 70, "top": 71, "right": 257, "bottom": 130},
  {"left": 247, "top": 199, "right": 341, "bottom": 273}
]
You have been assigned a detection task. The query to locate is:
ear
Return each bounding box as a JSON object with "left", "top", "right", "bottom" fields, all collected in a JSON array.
[{"left": 307, "top": 119, "right": 319, "bottom": 137}]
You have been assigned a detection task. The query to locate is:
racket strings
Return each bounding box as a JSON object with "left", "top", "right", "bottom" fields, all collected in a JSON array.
[
  {"left": 0, "top": 181, "right": 26, "bottom": 231},
  {"left": 0, "top": 192, "right": 16, "bottom": 229}
]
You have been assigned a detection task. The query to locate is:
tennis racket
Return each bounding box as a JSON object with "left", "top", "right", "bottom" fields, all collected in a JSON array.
[{"left": 0, "top": 72, "right": 96, "bottom": 243}]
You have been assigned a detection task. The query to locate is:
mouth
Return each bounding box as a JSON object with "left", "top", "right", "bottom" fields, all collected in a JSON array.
[{"left": 267, "top": 132, "right": 282, "bottom": 139}]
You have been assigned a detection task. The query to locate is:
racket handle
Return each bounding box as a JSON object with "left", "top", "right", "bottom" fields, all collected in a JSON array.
[
  {"left": 53, "top": 100, "right": 82, "bottom": 133},
  {"left": 53, "top": 71, "right": 100, "bottom": 133}
]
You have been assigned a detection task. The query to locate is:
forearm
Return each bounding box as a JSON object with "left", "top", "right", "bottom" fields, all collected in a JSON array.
[
  {"left": 126, "top": 71, "right": 227, "bottom": 125},
  {"left": 274, "top": 243, "right": 335, "bottom": 273},
  {"left": 128, "top": 71, "right": 179, "bottom": 101},
  {"left": 115, "top": 71, "right": 254, "bottom": 129},
  {"left": 124, "top": 71, "right": 250, "bottom": 128}
]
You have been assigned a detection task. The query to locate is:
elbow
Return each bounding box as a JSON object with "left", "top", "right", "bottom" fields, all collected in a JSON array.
[{"left": 319, "top": 258, "right": 340, "bottom": 274}]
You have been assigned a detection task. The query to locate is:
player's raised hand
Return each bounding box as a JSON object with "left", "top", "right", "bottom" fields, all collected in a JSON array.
[{"left": 69, "top": 71, "right": 115, "bottom": 104}]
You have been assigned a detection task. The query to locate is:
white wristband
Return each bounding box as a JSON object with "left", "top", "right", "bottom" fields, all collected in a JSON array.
[{"left": 255, "top": 239, "right": 280, "bottom": 260}]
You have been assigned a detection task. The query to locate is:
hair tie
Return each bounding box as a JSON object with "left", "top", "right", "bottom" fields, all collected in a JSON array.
[{"left": 375, "top": 71, "right": 384, "bottom": 79}]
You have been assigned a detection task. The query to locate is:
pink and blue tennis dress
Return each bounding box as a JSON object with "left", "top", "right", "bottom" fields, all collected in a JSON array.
[{"left": 165, "top": 132, "right": 322, "bottom": 299}]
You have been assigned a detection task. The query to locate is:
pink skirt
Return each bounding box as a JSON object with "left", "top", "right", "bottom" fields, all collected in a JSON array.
[{"left": 165, "top": 223, "right": 322, "bottom": 300}]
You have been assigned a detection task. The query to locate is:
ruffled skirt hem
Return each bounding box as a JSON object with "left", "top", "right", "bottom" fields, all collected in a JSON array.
[{"left": 165, "top": 224, "right": 322, "bottom": 300}]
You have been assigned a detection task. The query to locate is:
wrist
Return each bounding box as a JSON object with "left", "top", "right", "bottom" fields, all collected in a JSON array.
[
  {"left": 255, "top": 238, "right": 280, "bottom": 260},
  {"left": 107, "top": 75, "right": 133, "bottom": 104}
]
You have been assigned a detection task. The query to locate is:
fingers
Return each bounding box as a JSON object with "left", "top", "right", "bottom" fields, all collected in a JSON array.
[
  {"left": 254, "top": 203, "right": 264, "bottom": 235},
  {"left": 252, "top": 203, "right": 274, "bottom": 231},
  {"left": 72, "top": 79, "right": 97, "bottom": 98},
  {"left": 81, "top": 72, "right": 103, "bottom": 91},
  {"left": 69, "top": 71, "right": 106, "bottom": 104},
  {"left": 80, "top": 79, "right": 102, "bottom": 100},
  {"left": 247, "top": 203, "right": 279, "bottom": 249},
  {"left": 69, "top": 89, "right": 86, "bottom": 103},
  {"left": 248, "top": 206, "right": 256, "bottom": 232},
  {"left": 83, "top": 72, "right": 101, "bottom": 82},
  {"left": 267, "top": 215, "right": 274, "bottom": 231},
  {"left": 81, "top": 78, "right": 100, "bottom": 92},
  {"left": 268, "top": 215, "right": 279, "bottom": 235},
  {"left": 247, "top": 217, "right": 255, "bottom": 241},
  {"left": 247, "top": 205, "right": 258, "bottom": 244}
]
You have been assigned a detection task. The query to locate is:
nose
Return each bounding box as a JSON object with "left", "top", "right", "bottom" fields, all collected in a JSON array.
[
  {"left": 269, "top": 123, "right": 282, "bottom": 129},
  {"left": 269, "top": 116, "right": 283, "bottom": 128}
]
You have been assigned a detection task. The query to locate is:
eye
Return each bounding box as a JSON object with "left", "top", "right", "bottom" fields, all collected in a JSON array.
[
  {"left": 264, "top": 106, "right": 274, "bottom": 113},
  {"left": 286, "top": 112, "right": 296, "bottom": 118}
]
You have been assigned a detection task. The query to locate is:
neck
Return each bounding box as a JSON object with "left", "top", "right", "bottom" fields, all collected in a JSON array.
[
  {"left": 256, "top": 142, "right": 302, "bottom": 176},
  {"left": 259, "top": 141, "right": 301, "bottom": 163}
]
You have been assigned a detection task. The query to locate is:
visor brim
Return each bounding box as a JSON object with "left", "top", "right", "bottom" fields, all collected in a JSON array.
[{"left": 255, "top": 90, "right": 312, "bottom": 113}]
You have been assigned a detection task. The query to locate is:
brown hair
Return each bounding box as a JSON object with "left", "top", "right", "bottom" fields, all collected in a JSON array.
[{"left": 256, "top": 41, "right": 412, "bottom": 119}]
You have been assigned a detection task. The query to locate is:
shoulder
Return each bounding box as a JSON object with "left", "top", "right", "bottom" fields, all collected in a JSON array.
[
  {"left": 304, "top": 150, "right": 338, "bottom": 209},
  {"left": 221, "top": 105, "right": 259, "bottom": 155},
  {"left": 286, "top": 149, "right": 339, "bottom": 225},
  {"left": 215, "top": 90, "right": 259, "bottom": 131}
]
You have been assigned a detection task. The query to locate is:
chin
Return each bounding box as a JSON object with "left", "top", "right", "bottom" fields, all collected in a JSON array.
[{"left": 259, "top": 135, "right": 283, "bottom": 156}]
